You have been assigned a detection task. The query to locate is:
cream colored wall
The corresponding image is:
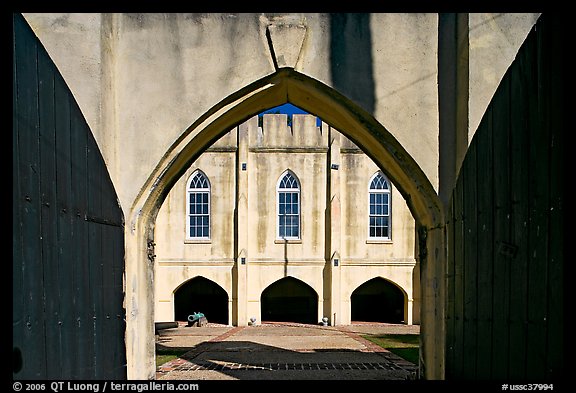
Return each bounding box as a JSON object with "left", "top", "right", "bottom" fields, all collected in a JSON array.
[
  {"left": 339, "top": 265, "right": 415, "bottom": 325},
  {"left": 22, "top": 13, "right": 443, "bottom": 213},
  {"left": 154, "top": 114, "right": 417, "bottom": 326},
  {"left": 336, "top": 131, "right": 417, "bottom": 325},
  {"left": 22, "top": 12, "right": 540, "bottom": 212},
  {"left": 245, "top": 114, "right": 328, "bottom": 325},
  {"left": 20, "top": 12, "right": 540, "bottom": 379},
  {"left": 246, "top": 265, "right": 326, "bottom": 325},
  {"left": 247, "top": 114, "right": 327, "bottom": 263},
  {"left": 339, "top": 135, "right": 416, "bottom": 260},
  {"left": 154, "top": 130, "right": 238, "bottom": 322},
  {"left": 468, "top": 13, "right": 541, "bottom": 140},
  {"left": 154, "top": 159, "right": 236, "bottom": 261},
  {"left": 154, "top": 266, "right": 233, "bottom": 323}
]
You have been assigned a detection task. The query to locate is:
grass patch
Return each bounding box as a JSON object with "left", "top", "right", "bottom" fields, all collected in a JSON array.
[
  {"left": 156, "top": 349, "right": 189, "bottom": 367},
  {"left": 362, "top": 334, "right": 419, "bottom": 365}
]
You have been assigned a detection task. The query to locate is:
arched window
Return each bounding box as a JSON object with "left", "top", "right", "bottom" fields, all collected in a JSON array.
[
  {"left": 277, "top": 171, "right": 300, "bottom": 240},
  {"left": 368, "top": 172, "right": 391, "bottom": 240},
  {"left": 186, "top": 170, "right": 210, "bottom": 240}
]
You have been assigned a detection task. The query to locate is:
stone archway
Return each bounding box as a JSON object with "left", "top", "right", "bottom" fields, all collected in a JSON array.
[
  {"left": 173, "top": 276, "right": 229, "bottom": 325},
  {"left": 351, "top": 277, "right": 407, "bottom": 324},
  {"left": 261, "top": 277, "right": 318, "bottom": 324},
  {"left": 126, "top": 68, "right": 445, "bottom": 380}
]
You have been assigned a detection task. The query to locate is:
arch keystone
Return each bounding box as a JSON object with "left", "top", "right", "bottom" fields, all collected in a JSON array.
[{"left": 266, "top": 23, "right": 307, "bottom": 70}]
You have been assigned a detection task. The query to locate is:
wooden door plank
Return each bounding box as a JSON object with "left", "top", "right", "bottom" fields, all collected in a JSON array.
[
  {"left": 541, "top": 15, "right": 564, "bottom": 380},
  {"left": 451, "top": 167, "right": 465, "bottom": 378},
  {"left": 54, "top": 72, "right": 78, "bottom": 379},
  {"left": 70, "top": 100, "right": 94, "bottom": 378},
  {"left": 38, "top": 49, "right": 63, "bottom": 378},
  {"left": 12, "top": 14, "right": 24, "bottom": 374},
  {"left": 508, "top": 52, "right": 530, "bottom": 381},
  {"left": 13, "top": 15, "right": 47, "bottom": 378},
  {"left": 475, "top": 106, "right": 494, "bottom": 379},
  {"left": 490, "top": 75, "right": 512, "bottom": 379},
  {"left": 525, "top": 32, "right": 549, "bottom": 379},
  {"left": 87, "top": 135, "right": 104, "bottom": 379},
  {"left": 462, "top": 141, "right": 478, "bottom": 379},
  {"left": 445, "top": 196, "right": 455, "bottom": 375}
]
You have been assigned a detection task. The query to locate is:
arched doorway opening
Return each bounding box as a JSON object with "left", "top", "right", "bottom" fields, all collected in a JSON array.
[
  {"left": 173, "top": 276, "right": 228, "bottom": 325},
  {"left": 261, "top": 277, "right": 318, "bottom": 324},
  {"left": 127, "top": 68, "right": 445, "bottom": 379},
  {"left": 351, "top": 277, "right": 406, "bottom": 324}
]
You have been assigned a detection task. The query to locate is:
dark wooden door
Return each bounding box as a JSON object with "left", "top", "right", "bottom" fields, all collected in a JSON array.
[
  {"left": 445, "top": 13, "right": 564, "bottom": 380},
  {"left": 13, "top": 13, "right": 126, "bottom": 379}
]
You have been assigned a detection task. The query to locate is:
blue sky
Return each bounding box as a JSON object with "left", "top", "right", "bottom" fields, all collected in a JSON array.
[
  {"left": 259, "top": 103, "right": 322, "bottom": 126},
  {"left": 260, "top": 103, "right": 309, "bottom": 116}
]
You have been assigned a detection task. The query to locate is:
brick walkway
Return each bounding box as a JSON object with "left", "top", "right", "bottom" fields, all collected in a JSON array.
[{"left": 156, "top": 322, "right": 419, "bottom": 380}]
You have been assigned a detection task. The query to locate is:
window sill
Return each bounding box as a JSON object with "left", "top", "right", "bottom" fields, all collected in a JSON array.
[
  {"left": 184, "top": 239, "right": 212, "bottom": 244},
  {"left": 274, "top": 239, "right": 302, "bottom": 244},
  {"left": 366, "top": 239, "right": 393, "bottom": 244}
]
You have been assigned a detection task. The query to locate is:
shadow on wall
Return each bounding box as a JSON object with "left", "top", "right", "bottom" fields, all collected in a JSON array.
[{"left": 330, "top": 13, "right": 375, "bottom": 115}]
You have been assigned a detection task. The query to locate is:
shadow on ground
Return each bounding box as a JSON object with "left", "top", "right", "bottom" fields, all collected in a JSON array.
[{"left": 156, "top": 324, "right": 418, "bottom": 380}]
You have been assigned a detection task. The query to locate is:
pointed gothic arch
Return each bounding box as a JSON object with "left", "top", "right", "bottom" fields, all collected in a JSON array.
[
  {"left": 351, "top": 277, "right": 407, "bottom": 324},
  {"left": 125, "top": 68, "right": 445, "bottom": 379},
  {"left": 173, "top": 276, "right": 228, "bottom": 325},
  {"left": 260, "top": 276, "right": 318, "bottom": 324}
]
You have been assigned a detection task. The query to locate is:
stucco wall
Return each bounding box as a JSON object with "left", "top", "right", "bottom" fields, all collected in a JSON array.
[
  {"left": 339, "top": 137, "right": 416, "bottom": 261},
  {"left": 21, "top": 13, "right": 430, "bottom": 214},
  {"left": 468, "top": 13, "right": 541, "bottom": 140},
  {"left": 22, "top": 12, "right": 540, "bottom": 220},
  {"left": 369, "top": 13, "right": 440, "bottom": 190},
  {"left": 19, "top": 13, "right": 103, "bottom": 137},
  {"left": 248, "top": 114, "right": 328, "bottom": 262},
  {"left": 22, "top": 12, "right": 540, "bottom": 215},
  {"left": 153, "top": 114, "right": 417, "bottom": 326},
  {"left": 154, "top": 132, "right": 237, "bottom": 262},
  {"left": 19, "top": 12, "right": 541, "bottom": 379}
]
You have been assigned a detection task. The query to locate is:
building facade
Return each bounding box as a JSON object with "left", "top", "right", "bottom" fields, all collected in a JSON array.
[
  {"left": 20, "top": 12, "right": 543, "bottom": 379},
  {"left": 154, "top": 113, "right": 418, "bottom": 326}
]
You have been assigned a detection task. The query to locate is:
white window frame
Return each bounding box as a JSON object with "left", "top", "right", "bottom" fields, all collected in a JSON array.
[
  {"left": 368, "top": 171, "right": 391, "bottom": 241},
  {"left": 276, "top": 170, "right": 301, "bottom": 240},
  {"left": 186, "top": 170, "right": 211, "bottom": 241}
]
